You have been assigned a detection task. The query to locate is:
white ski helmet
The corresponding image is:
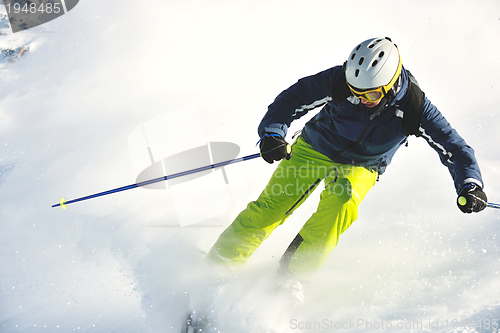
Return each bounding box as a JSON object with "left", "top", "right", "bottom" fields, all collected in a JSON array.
[{"left": 344, "top": 37, "right": 402, "bottom": 91}]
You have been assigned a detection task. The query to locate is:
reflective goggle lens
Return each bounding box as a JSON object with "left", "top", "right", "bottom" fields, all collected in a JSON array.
[
  {"left": 362, "top": 91, "right": 383, "bottom": 102},
  {"left": 348, "top": 86, "right": 385, "bottom": 102}
]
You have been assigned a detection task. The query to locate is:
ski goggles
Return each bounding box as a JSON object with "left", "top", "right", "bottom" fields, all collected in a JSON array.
[{"left": 347, "top": 85, "right": 386, "bottom": 102}]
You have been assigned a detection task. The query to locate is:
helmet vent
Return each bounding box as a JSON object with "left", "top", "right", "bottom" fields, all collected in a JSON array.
[
  {"left": 356, "top": 45, "right": 361, "bottom": 51},
  {"left": 369, "top": 39, "right": 383, "bottom": 49},
  {"left": 351, "top": 53, "right": 356, "bottom": 60},
  {"left": 355, "top": 69, "right": 360, "bottom": 77},
  {"left": 358, "top": 57, "right": 364, "bottom": 65},
  {"left": 378, "top": 51, "right": 385, "bottom": 58},
  {"left": 372, "top": 60, "right": 378, "bottom": 67}
]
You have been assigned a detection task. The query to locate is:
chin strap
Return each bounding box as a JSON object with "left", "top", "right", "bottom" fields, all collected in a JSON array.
[{"left": 384, "top": 76, "right": 401, "bottom": 105}]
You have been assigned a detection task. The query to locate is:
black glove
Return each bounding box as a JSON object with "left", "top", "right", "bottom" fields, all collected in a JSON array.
[
  {"left": 259, "top": 134, "right": 292, "bottom": 164},
  {"left": 457, "top": 183, "right": 487, "bottom": 213}
]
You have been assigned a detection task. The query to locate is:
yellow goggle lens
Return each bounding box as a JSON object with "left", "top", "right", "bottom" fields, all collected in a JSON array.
[{"left": 361, "top": 90, "right": 383, "bottom": 102}]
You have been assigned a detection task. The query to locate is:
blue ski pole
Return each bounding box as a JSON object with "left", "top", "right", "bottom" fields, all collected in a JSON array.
[
  {"left": 52, "top": 153, "right": 261, "bottom": 209},
  {"left": 487, "top": 202, "right": 500, "bottom": 209}
]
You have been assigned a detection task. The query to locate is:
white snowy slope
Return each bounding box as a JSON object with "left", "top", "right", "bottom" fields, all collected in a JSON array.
[{"left": 0, "top": 0, "right": 499, "bottom": 332}]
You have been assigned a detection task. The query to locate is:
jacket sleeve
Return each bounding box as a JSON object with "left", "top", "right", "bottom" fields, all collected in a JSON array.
[
  {"left": 257, "top": 66, "right": 343, "bottom": 138},
  {"left": 418, "top": 97, "right": 483, "bottom": 192}
]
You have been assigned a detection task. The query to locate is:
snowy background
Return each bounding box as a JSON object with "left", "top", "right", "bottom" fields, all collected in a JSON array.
[{"left": 1, "top": 0, "right": 500, "bottom": 332}]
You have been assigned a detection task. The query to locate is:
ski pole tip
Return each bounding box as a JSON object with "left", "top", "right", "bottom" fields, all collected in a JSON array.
[{"left": 59, "top": 198, "right": 67, "bottom": 210}]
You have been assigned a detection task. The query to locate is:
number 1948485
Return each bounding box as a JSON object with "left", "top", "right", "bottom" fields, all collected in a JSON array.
[{"left": 6, "top": 2, "right": 62, "bottom": 14}]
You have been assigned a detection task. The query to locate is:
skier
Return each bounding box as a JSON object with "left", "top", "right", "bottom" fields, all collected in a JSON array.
[{"left": 206, "top": 37, "right": 487, "bottom": 305}]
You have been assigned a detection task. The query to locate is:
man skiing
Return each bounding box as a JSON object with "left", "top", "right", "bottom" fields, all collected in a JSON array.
[{"left": 206, "top": 37, "right": 487, "bottom": 305}]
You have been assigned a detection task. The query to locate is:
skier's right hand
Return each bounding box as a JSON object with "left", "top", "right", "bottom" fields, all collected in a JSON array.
[{"left": 259, "top": 133, "right": 292, "bottom": 164}]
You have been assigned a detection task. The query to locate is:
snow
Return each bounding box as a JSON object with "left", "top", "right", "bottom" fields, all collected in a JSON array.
[{"left": 1, "top": 0, "right": 500, "bottom": 332}]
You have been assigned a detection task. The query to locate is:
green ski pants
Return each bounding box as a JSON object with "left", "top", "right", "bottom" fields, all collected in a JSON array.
[{"left": 207, "top": 136, "right": 378, "bottom": 281}]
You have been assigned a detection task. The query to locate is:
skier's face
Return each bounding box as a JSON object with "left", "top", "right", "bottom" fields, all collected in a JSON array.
[{"left": 360, "top": 97, "right": 381, "bottom": 108}]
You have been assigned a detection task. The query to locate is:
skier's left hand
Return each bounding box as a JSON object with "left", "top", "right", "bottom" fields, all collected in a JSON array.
[{"left": 457, "top": 183, "right": 487, "bottom": 213}]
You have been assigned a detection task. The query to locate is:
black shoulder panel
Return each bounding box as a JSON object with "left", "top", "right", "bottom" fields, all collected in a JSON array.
[
  {"left": 401, "top": 76, "right": 425, "bottom": 137},
  {"left": 332, "top": 71, "right": 353, "bottom": 103}
]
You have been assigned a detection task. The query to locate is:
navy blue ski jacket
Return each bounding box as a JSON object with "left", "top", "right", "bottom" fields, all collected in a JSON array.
[{"left": 258, "top": 66, "right": 483, "bottom": 192}]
